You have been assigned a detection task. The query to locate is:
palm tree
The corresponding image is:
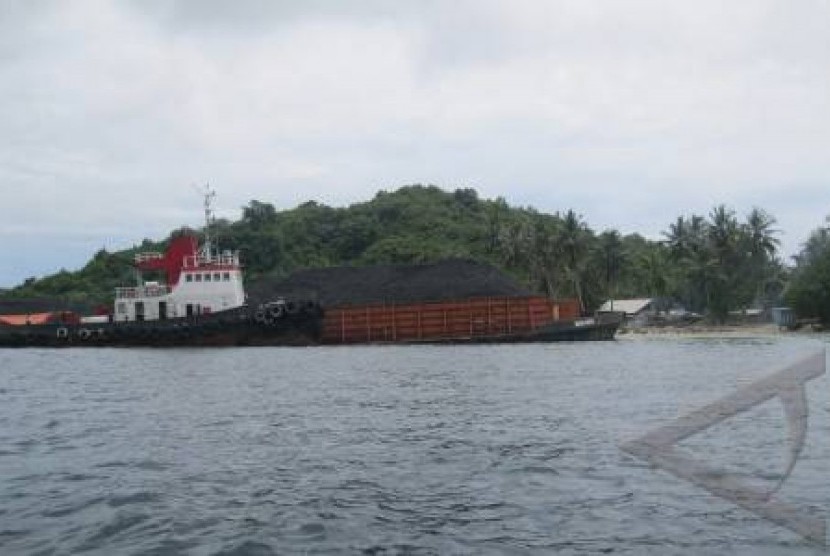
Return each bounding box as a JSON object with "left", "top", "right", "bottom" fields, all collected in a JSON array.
[
  {"left": 662, "top": 214, "right": 708, "bottom": 312},
  {"left": 484, "top": 197, "right": 509, "bottom": 253},
  {"left": 532, "top": 216, "right": 563, "bottom": 297},
  {"left": 706, "top": 205, "right": 742, "bottom": 321},
  {"left": 742, "top": 208, "right": 780, "bottom": 306},
  {"left": 664, "top": 216, "right": 690, "bottom": 260},
  {"left": 744, "top": 208, "right": 779, "bottom": 259},
  {"left": 787, "top": 215, "right": 830, "bottom": 323},
  {"left": 498, "top": 217, "right": 531, "bottom": 269},
  {"left": 708, "top": 205, "right": 739, "bottom": 255},
  {"left": 638, "top": 247, "right": 670, "bottom": 298},
  {"left": 558, "top": 210, "right": 591, "bottom": 312},
  {"left": 598, "top": 230, "right": 625, "bottom": 306},
  {"left": 795, "top": 218, "right": 830, "bottom": 267}
]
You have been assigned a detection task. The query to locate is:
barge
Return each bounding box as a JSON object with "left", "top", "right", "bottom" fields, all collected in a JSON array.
[{"left": 322, "top": 296, "right": 620, "bottom": 344}]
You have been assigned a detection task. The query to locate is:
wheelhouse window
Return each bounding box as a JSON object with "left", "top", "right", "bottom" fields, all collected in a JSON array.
[
  {"left": 185, "top": 274, "right": 193, "bottom": 282},
  {"left": 223, "top": 272, "right": 230, "bottom": 281},
  {"left": 213, "top": 273, "right": 221, "bottom": 281},
  {"left": 195, "top": 274, "right": 202, "bottom": 282},
  {"left": 204, "top": 273, "right": 211, "bottom": 282}
]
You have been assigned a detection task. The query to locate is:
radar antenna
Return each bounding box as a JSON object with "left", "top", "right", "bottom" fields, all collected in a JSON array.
[{"left": 200, "top": 184, "right": 217, "bottom": 259}]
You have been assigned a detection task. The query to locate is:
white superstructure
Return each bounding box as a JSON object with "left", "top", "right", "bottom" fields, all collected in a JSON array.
[{"left": 113, "top": 188, "right": 246, "bottom": 322}]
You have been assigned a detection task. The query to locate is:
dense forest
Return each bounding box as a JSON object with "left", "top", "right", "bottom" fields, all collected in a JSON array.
[
  {"left": 785, "top": 218, "right": 830, "bottom": 323},
  {"left": 2, "top": 185, "right": 827, "bottom": 323}
]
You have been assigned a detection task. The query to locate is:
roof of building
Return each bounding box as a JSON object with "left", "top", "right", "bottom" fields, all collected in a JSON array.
[{"left": 598, "top": 298, "right": 654, "bottom": 316}]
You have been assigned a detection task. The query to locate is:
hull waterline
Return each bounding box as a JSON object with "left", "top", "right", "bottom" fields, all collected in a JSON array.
[{"left": 0, "top": 309, "right": 621, "bottom": 348}]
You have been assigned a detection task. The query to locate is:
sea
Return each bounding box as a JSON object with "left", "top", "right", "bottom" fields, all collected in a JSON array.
[{"left": 0, "top": 336, "right": 828, "bottom": 555}]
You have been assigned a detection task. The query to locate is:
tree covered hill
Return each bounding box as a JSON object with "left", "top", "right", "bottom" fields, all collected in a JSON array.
[{"left": 1, "top": 185, "right": 789, "bottom": 320}]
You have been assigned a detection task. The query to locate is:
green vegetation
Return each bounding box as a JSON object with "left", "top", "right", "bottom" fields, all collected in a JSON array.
[
  {"left": 662, "top": 206, "right": 783, "bottom": 322},
  {"left": 1, "top": 185, "right": 806, "bottom": 321},
  {"left": 786, "top": 219, "right": 830, "bottom": 324}
]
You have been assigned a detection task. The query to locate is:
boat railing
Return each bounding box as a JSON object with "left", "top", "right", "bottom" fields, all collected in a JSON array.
[
  {"left": 135, "top": 252, "right": 164, "bottom": 263},
  {"left": 183, "top": 251, "right": 240, "bottom": 269},
  {"left": 115, "top": 284, "right": 171, "bottom": 299}
]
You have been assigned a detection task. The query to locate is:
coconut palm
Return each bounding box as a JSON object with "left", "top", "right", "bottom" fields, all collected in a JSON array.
[
  {"left": 664, "top": 216, "right": 690, "bottom": 260},
  {"left": 598, "top": 230, "right": 625, "bottom": 304},
  {"left": 558, "top": 210, "right": 591, "bottom": 312},
  {"left": 708, "top": 205, "right": 740, "bottom": 256},
  {"left": 662, "top": 214, "right": 707, "bottom": 312},
  {"left": 638, "top": 247, "right": 671, "bottom": 298},
  {"left": 744, "top": 208, "right": 780, "bottom": 259},
  {"left": 742, "top": 207, "right": 780, "bottom": 306},
  {"left": 705, "top": 205, "right": 744, "bottom": 321}
]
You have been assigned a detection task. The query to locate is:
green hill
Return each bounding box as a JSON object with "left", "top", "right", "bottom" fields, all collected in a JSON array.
[{"left": 1, "top": 185, "right": 786, "bottom": 319}]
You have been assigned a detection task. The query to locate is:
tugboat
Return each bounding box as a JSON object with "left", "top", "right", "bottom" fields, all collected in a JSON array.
[{"left": 0, "top": 188, "right": 322, "bottom": 347}]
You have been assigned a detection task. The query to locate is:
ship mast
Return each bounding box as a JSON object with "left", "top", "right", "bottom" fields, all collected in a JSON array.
[{"left": 200, "top": 184, "right": 217, "bottom": 261}]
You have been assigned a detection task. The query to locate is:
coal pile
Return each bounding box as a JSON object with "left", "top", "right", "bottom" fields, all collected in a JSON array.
[{"left": 248, "top": 259, "right": 532, "bottom": 307}]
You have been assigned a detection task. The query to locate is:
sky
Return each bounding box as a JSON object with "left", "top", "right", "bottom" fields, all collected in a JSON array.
[{"left": 1, "top": 0, "right": 828, "bottom": 287}]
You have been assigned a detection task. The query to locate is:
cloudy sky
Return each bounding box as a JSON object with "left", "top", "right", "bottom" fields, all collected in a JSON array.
[{"left": 1, "top": 0, "right": 828, "bottom": 286}]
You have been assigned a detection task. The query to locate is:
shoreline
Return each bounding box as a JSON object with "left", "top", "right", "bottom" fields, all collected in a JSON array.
[{"left": 615, "top": 323, "right": 823, "bottom": 339}]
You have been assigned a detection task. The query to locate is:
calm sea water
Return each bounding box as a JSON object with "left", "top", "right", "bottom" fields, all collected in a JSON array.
[{"left": 0, "top": 337, "right": 827, "bottom": 555}]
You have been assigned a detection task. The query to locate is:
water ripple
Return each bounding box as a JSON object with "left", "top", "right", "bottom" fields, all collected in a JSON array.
[{"left": 0, "top": 341, "right": 826, "bottom": 554}]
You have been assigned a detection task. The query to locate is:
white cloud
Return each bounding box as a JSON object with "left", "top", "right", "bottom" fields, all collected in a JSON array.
[{"left": 0, "top": 0, "right": 828, "bottom": 284}]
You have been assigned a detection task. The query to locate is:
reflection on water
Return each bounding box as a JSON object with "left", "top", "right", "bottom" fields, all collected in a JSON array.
[{"left": 0, "top": 337, "right": 827, "bottom": 554}]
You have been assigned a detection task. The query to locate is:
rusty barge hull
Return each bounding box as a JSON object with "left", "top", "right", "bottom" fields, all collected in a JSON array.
[{"left": 321, "top": 296, "right": 620, "bottom": 345}]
